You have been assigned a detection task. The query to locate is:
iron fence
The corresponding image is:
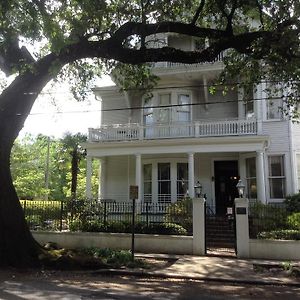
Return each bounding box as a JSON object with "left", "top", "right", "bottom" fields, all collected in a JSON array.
[
  {"left": 248, "top": 203, "right": 290, "bottom": 239},
  {"left": 20, "top": 199, "right": 193, "bottom": 235}
]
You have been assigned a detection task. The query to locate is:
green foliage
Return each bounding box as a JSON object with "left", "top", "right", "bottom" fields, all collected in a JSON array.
[
  {"left": 11, "top": 133, "right": 98, "bottom": 201},
  {"left": 285, "top": 193, "right": 300, "bottom": 213},
  {"left": 287, "top": 213, "right": 300, "bottom": 230},
  {"left": 249, "top": 202, "right": 289, "bottom": 238},
  {"left": 20, "top": 200, "right": 63, "bottom": 230},
  {"left": 69, "top": 219, "right": 187, "bottom": 235},
  {"left": 257, "top": 230, "right": 300, "bottom": 240},
  {"left": 164, "top": 198, "right": 193, "bottom": 232},
  {"left": 81, "top": 248, "right": 143, "bottom": 268}
]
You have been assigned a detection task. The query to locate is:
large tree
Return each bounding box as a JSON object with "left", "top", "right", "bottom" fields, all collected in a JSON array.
[{"left": 0, "top": 0, "right": 299, "bottom": 266}]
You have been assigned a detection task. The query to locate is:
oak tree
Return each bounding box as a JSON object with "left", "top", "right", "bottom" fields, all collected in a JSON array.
[{"left": 0, "top": 0, "right": 299, "bottom": 266}]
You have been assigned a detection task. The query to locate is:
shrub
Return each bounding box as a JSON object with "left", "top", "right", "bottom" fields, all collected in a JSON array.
[
  {"left": 164, "top": 198, "right": 192, "bottom": 232},
  {"left": 249, "top": 202, "right": 288, "bottom": 233},
  {"left": 257, "top": 229, "right": 300, "bottom": 240},
  {"left": 287, "top": 212, "right": 300, "bottom": 230},
  {"left": 69, "top": 219, "right": 187, "bottom": 235},
  {"left": 285, "top": 193, "right": 300, "bottom": 213}
]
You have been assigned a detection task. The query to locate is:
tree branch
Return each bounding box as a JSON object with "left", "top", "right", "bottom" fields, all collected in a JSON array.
[{"left": 191, "top": 0, "right": 206, "bottom": 25}]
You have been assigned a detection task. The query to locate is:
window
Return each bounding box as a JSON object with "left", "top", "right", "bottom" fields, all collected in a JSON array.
[
  {"left": 267, "top": 98, "right": 283, "bottom": 119},
  {"left": 245, "top": 157, "right": 257, "bottom": 199},
  {"left": 177, "top": 94, "right": 191, "bottom": 122},
  {"left": 268, "top": 155, "right": 285, "bottom": 198},
  {"left": 158, "top": 163, "right": 171, "bottom": 203},
  {"left": 297, "top": 154, "right": 300, "bottom": 192},
  {"left": 158, "top": 94, "right": 171, "bottom": 123},
  {"left": 177, "top": 163, "right": 188, "bottom": 199},
  {"left": 143, "top": 164, "right": 152, "bottom": 203},
  {"left": 243, "top": 88, "right": 254, "bottom": 119},
  {"left": 266, "top": 84, "right": 283, "bottom": 120}
]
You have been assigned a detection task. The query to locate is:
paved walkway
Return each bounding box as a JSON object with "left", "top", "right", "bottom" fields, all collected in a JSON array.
[{"left": 97, "top": 254, "right": 300, "bottom": 286}]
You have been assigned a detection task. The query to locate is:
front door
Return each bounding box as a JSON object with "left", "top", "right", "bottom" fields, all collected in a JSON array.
[{"left": 214, "top": 161, "right": 239, "bottom": 215}]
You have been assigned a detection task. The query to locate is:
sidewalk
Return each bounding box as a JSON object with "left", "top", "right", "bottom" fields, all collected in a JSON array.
[{"left": 95, "top": 254, "right": 300, "bottom": 287}]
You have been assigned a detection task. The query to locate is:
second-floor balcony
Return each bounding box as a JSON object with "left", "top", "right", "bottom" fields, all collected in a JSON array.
[{"left": 88, "top": 119, "right": 258, "bottom": 143}]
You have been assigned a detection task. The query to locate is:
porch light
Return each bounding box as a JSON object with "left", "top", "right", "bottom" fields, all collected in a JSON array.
[
  {"left": 194, "top": 181, "right": 202, "bottom": 198},
  {"left": 236, "top": 180, "right": 245, "bottom": 198}
]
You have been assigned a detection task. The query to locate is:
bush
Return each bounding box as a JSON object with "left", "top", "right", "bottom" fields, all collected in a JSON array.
[
  {"left": 257, "top": 229, "right": 300, "bottom": 240},
  {"left": 164, "top": 198, "right": 192, "bottom": 232},
  {"left": 69, "top": 219, "right": 187, "bottom": 235},
  {"left": 285, "top": 193, "right": 300, "bottom": 213},
  {"left": 287, "top": 212, "right": 300, "bottom": 230}
]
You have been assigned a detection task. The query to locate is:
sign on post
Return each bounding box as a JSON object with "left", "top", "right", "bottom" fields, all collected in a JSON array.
[
  {"left": 129, "top": 185, "right": 138, "bottom": 261},
  {"left": 130, "top": 185, "right": 138, "bottom": 200}
]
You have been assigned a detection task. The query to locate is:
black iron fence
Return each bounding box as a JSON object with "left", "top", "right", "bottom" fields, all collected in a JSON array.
[
  {"left": 248, "top": 203, "right": 290, "bottom": 239},
  {"left": 20, "top": 199, "right": 193, "bottom": 235}
]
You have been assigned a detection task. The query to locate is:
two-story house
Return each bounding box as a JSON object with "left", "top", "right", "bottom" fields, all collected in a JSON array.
[{"left": 84, "top": 34, "right": 300, "bottom": 215}]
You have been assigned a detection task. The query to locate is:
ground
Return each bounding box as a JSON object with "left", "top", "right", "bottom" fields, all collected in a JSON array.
[{"left": 0, "top": 270, "right": 299, "bottom": 300}]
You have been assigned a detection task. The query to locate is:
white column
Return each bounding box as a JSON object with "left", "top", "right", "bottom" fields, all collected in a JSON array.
[
  {"left": 86, "top": 156, "right": 92, "bottom": 200},
  {"left": 193, "top": 197, "right": 206, "bottom": 255},
  {"left": 235, "top": 197, "right": 250, "bottom": 258},
  {"left": 188, "top": 153, "right": 195, "bottom": 198},
  {"left": 99, "top": 158, "right": 107, "bottom": 200},
  {"left": 135, "top": 154, "right": 142, "bottom": 203},
  {"left": 256, "top": 150, "right": 266, "bottom": 203}
]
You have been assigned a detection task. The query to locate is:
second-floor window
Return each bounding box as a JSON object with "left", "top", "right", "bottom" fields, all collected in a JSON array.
[
  {"left": 143, "top": 91, "right": 191, "bottom": 126},
  {"left": 177, "top": 94, "right": 191, "bottom": 122},
  {"left": 267, "top": 98, "right": 283, "bottom": 120}
]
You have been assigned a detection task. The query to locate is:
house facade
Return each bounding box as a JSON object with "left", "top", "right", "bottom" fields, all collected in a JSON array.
[{"left": 84, "top": 34, "right": 300, "bottom": 214}]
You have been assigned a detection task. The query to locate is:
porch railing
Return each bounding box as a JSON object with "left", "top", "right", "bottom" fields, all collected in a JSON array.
[{"left": 88, "top": 119, "right": 258, "bottom": 142}]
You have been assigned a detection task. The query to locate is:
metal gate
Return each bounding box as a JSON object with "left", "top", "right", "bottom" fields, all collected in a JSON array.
[{"left": 205, "top": 203, "right": 237, "bottom": 257}]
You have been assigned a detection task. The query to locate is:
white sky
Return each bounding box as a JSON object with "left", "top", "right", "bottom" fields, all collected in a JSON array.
[{"left": 20, "top": 76, "right": 115, "bottom": 138}]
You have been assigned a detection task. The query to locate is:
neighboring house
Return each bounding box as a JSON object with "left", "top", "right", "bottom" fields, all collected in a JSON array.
[{"left": 84, "top": 34, "right": 300, "bottom": 215}]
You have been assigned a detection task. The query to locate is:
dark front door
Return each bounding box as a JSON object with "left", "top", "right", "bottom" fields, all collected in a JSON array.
[{"left": 214, "top": 160, "right": 239, "bottom": 215}]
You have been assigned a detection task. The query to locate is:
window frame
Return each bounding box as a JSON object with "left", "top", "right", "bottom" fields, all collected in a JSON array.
[{"left": 268, "top": 155, "right": 286, "bottom": 199}]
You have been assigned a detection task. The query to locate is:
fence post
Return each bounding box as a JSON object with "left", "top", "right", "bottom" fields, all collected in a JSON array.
[
  {"left": 146, "top": 202, "right": 149, "bottom": 227},
  {"left": 59, "top": 201, "right": 63, "bottom": 231},
  {"left": 104, "top": 201, "right": 107, "bottom": 227},
  {"left": 234, "top": 197, "right": 250, "bottom": 258},
  {"left": 23, "top": 200, "right": 27, "bottom": 216},
  {"left": 192, "top": 197, "right": 206, "bottom": 255}
]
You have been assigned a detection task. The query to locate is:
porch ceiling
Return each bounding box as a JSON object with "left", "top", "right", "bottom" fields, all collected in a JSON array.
[{"left": 83, "top": 135, "right": 269, "bottom": 157}]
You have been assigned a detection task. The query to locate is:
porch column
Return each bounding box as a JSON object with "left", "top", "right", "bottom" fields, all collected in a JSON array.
[
  {"left": 256, "top": 150, "right": 266, "bottom": 203},
  {"left": 135, "top": 154, "right": 142, "bottom": 203},
  {"left": 99, "top": 157, "right": 107, "bottom": 200},
  {"left": 86, "top": 156, "right": 92, "bottom": 200},
  {"left": 188, "top": 153, "right": 195, "bottom": 198}
]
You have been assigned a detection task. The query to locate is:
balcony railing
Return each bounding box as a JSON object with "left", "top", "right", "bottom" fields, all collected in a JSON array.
[
  {"left": 88, "top": 119, "right": 258, "bottom": 142},
  {"left": 153, "top": 52, "right": 225, "bottom": 69}
]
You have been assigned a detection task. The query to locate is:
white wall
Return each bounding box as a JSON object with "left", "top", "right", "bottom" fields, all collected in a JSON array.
[
  {"left": 249, "top": 239, "right": 300, "bottom": 260},
  {"left": 33, "top": 232, "right": 194, "bottom": 255}
]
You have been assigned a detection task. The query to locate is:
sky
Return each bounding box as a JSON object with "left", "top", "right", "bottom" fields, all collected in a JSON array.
[{"left": 19, "top": 76, "right": 115, "bottom": 139}]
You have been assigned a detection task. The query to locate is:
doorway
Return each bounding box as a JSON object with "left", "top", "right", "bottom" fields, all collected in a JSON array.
[{"left": 214, "top": 160, "right": 239, "bottom": 215}]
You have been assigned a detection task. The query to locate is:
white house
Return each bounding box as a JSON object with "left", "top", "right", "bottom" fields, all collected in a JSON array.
[{"left": 84, "top": 34, "right": 300, "bottom": 214}]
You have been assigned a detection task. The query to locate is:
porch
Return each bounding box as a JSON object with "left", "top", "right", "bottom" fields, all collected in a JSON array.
[{"left": 88, "top": 119, "right": 259, "bottom": 143}]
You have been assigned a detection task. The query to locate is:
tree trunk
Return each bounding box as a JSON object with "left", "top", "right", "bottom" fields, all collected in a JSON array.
[
  {"left": 0, "top": 119, "right": 41, "bottom": 267},
  {"left": 0, "top": 66, "right": 55, "bottom": 267}
]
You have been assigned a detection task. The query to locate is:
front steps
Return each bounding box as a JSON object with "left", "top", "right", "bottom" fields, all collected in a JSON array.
[{"left": 206, "top": 216, "right": 236, "bottom": 250}]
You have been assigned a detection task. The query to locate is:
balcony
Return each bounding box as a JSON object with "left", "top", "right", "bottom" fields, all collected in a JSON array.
[
  {"left": 152, "top": 52, "right": 225, "bottom": 70},
  {"left": 88, "top": 119, "right": 258, "bottom": 142}
]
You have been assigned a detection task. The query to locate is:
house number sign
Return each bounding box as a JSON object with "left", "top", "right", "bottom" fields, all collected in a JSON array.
[{"left": 236, "top": 207, "right": 247, "bottom": 215}]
